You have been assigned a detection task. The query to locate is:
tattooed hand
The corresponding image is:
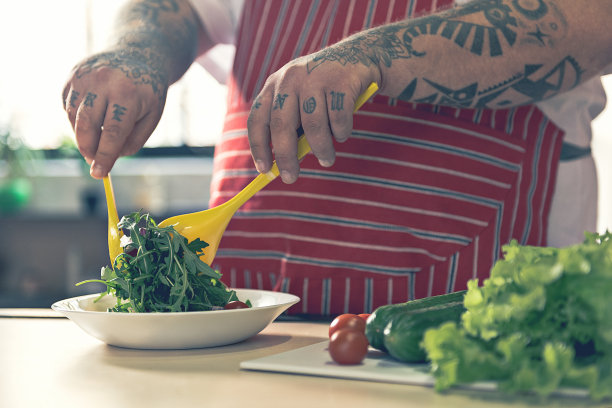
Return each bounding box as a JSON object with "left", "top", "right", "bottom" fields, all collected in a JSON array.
[
  {"left": 62, "top": 48, "right": 168, "bottom": 179},
  {"left": 61, "top": 0, "right": 204, "bottom": 179},
  {"left": 247, "top": 45, "right": 382, "bottom": 184}
]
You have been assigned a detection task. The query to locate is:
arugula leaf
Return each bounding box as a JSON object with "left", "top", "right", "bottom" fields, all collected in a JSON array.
[
  {"left": 421, "top": 231, "right": 612, "bottom": 400},
  {"left": 77, "top": 211, "right": 239, "bottom": 313}
]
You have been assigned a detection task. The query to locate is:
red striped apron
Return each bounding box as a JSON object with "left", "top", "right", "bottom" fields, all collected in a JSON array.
[{"left": 209, "top": 0, "right": 564, "bottom": 315}]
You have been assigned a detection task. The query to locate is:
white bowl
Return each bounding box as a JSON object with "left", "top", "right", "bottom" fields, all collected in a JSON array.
[{"left": 51, "top": 289, "right": 300, "bottom": 349}]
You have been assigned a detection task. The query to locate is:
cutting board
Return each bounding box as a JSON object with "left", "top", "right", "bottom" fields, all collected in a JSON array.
[{"left": 240, "top": 341, "right": 589, "bottom": 398}]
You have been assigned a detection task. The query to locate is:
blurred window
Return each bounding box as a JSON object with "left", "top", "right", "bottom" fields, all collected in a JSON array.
[{"left": 0, "top": 0, "right": 227, "bottom": 151}]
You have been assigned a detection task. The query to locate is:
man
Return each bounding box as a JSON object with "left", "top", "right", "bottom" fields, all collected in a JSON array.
[{"left": 63, "top": 0, "right": 612, "bottom": 315}]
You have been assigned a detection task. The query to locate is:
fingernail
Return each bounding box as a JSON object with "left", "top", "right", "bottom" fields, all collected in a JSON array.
[
  {"left": 319, "top": 159, "right": 334, "bottom": 167},
  {"left": 280, "top": 170, "right": 295, "bottom": 184},
  {"left": 336, "top": 136, "right": 349, "bottom": 143},
  {"left": 90, "top": 163, "right": 105, "bottom": 179},
  {"left": 255, "top": 160, "right": 266, "bottom": 173},
  {"left": 84, "top": 156, "right": 93, "bottom": 165}
]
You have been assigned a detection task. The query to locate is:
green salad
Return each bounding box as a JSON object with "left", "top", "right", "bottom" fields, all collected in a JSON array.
[
  {"left": 77, "top": 211, "right": 240, "bottom": 313},
  {"left": 421, "top": 231, "right": 612, "bottom": 400}
]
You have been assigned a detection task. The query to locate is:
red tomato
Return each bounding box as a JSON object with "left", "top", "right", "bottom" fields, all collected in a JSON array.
[
  {"left": 357, "top": 313, "right": 371, "bottom": 321},
  {"left": 328, "top": 314, "right": 366, "bottom": 338},
  {"left": 328, "top": 329, "right": 369, "bottom": 365},
  {"left": 224, "top": 300, "right": 250, "bottom": 309}
]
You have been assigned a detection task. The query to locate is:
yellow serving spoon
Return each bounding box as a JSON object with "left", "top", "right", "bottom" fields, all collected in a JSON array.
[
  {"left": 103, "top": 174, "right": 123, "bottom": 264},
  {"left": 104, "top": 82, "right": 379, "bottom": 266}
]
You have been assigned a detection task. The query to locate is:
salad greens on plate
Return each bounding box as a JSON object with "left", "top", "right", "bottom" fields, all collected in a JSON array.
[
  {"left": 422, "top": 231, "right": 612, "bottom": 400},
  {"left": 77, "top": 211, "right": 240, "bottom": 313}
]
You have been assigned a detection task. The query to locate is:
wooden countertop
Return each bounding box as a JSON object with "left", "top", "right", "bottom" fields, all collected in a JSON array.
[{"left": 0, "top": 310, "right": 601, "bottom": 408}]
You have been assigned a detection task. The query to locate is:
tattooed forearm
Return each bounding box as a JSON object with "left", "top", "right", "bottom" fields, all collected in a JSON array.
[
  {"left": 306, "top": 0, "right": 587, "bottom": 108},
  {"left": 115, "top": 0, "right": 198, "bottom": 53},
  {"left": 121, "top": 0, "right": 179, "bottom": 27},
  {"left": 308, "top": 0, "right": 566, "bottom": 69},
  {"left": 398, "top": 55, "right": 582, "bottom": 108}
]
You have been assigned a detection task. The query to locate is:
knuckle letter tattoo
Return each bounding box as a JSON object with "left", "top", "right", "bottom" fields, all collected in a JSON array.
[
  {"left": 69, "top": 91, "right": 80, "bottom": 108},
  {"left": 112, "top": 104, "right": 127, "bottom": 121},
  {"left": 84, "top": 92, "right": 97, "bottom": 108},
  {"left": 273, "top": 93, "right": 289, "bottom": 110},
  {"left": 330, "top": 91, "right": 345, "bottom": 111},
  {"left": 302, "top": 97, "right": 316, "bottom": 114}
]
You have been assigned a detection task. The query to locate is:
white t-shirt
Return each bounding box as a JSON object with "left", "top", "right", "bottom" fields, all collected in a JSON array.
[{"left": 189, "top": 0, "right": 610, "bottom": 246}]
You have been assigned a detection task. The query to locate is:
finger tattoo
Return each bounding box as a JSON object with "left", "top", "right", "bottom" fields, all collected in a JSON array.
[
  {"left": 302, "top": 97, "right": 316, "bottom": 114},
  {"left": 112, "top": 104, "right": 127, "bottom": 121},
  {"left": 330, "top": 91, "right": 345, "bottom": 111},
  {"left": 273, "top": 93, "right": 289, "bottom": 110},
  {"left": 69, "top": 91, "right": 80, "bottom": 108},
  {"left": 84, "top": 92, "right": 97, "bottom": 107}
]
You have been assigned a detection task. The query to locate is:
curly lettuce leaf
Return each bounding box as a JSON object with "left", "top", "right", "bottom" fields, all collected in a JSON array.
[{"left": 421, "top": 231, "right": 612, "bottom": 400}]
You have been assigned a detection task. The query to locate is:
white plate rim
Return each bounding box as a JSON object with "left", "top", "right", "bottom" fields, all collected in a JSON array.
[{"left": 51, "top": 288, "right": 300, "bottom": 316}]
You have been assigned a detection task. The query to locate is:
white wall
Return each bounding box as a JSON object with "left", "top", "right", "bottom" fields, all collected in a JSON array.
[{"left": 592, "top": 75, "right": 612, "bottom": 233}]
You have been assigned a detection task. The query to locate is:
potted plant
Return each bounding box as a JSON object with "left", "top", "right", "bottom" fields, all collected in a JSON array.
[{"left": 0, "top": 129, "right": 37, "bottom": 214}]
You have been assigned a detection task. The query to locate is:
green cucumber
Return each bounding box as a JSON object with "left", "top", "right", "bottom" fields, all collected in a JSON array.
[
  {"left": 365, "top": 290, "right": 466, "bottom": 352},
  {"left": 382, "top": 301, "right": 465, "bottom": 363}
]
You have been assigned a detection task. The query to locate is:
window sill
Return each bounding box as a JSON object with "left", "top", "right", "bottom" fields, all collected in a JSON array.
[{"left": 10, "top": 157, "right": 214, "bottom": 218}]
